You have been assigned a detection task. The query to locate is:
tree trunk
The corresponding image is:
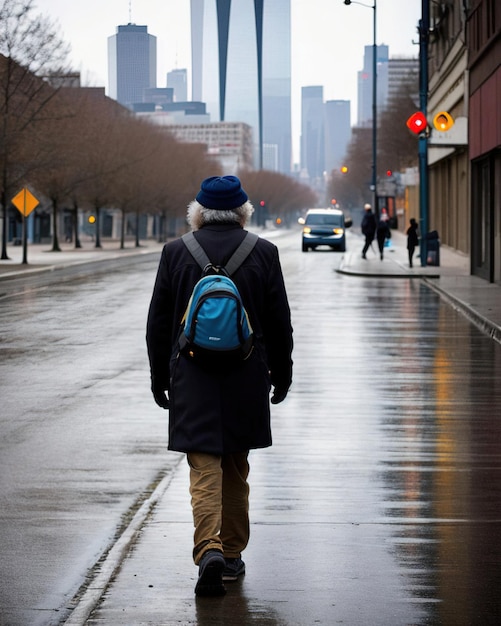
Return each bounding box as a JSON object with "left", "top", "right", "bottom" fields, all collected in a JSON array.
[
  {"left": 95, "top": 206, "right": 101, "bottom": 248},
  {"left": 1, "top": 189, "right": 11, "bottom": 260},
  {"left": 135, "top": 210, "right": 140, "bottom": 247},
  {"left": 51, "top": 198, "right": 61, "bottom": 252},
  {"left": 72, "top": 204, "right": 82, "bottom": 248},
  {"left": 157, "top": 211, "right": 166, "bottom": 243},
  {"left": 120, "top": 208, "right": 125, "bottom": 249}
]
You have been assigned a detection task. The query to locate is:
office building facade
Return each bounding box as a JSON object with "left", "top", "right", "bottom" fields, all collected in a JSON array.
[
  {"left": 301, "top": 86, "right": 325, "bottom": 183},
  {"left": 357, "top": 44, "right": 389, "bottom": 127},
  {"left": 190, "top": 0, "right": 291, "bottom": 173},
  {"left": 167, "top": 69, "right": 188, "bottom": 102},
  {"left": 108, "top": 24, "right": 157, "bottom": 109},
  {"left": 324, "top": 100, "right": 351, "bottom": 174}
]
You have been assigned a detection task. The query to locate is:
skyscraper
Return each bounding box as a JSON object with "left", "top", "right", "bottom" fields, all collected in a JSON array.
[
  {"left": 357, "top": 44, "right": 389, "bottom": 127},
  {"left": 301, "top": 86, "right": 324, "bottom": 183},
  {"left": 324, "top": 100, "right": 351, "bottom": 173},
  {"left": 167, "top": 68, "right": 188, "bottom": 102},
  {"left": 387, "top": 57, "right": 418, "bottom": 102},
  {"left": 262, "top": 0, "right": 292, "bottom": 173},
  {"left": 190, "top": 0, "right": 291, "bottom": 173},
  {"left": 108, "top": 24, "right": 157, "bottom": 109}
]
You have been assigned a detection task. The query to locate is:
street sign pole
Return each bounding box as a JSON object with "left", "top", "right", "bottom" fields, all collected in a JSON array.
[
  {"left": 22, "top": 214, "right": 28, "bottom": 265},
  {"left": 11, "top": 188, "right": 39, "bottom": 265}
]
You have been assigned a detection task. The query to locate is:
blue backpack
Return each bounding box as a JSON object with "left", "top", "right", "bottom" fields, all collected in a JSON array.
[{"left": 179, "top": 231, "right": 259, "bottom": 362}]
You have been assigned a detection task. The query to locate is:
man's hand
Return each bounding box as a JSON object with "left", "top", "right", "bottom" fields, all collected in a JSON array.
[
  {"left": 270, "top": 387, "right": 288, "bottom": 405},
  {"left": 152, "top": 381, "right": 170, "bottom": 409}
]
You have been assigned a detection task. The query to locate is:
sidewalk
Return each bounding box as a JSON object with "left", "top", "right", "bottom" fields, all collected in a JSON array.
[
  {"left": 337, "top": 229, "right": 501, "bottom": 345},
  {"left": 0, "top": 238, "right": 165, "bottom": 280}
]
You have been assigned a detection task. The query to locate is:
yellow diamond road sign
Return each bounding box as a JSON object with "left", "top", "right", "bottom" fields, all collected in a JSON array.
[{"left": 12, "top": 188, "right": 39, "bottom": 217}]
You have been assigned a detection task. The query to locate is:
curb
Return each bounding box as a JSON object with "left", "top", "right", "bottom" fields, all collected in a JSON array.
[
  {"left": 0, "top": 246, "right": 162, "bottom": 282},
  {"left": 63, "top": 460, "right": 183, "bottom": 626},
  {"left": 423, "top": 277, "right": 501, "bottom": 346},
  {"left": 336, "top": 253, "right": 440, "bottom": 279}
]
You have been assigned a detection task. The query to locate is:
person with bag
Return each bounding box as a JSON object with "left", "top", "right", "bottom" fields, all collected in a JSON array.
[
  {"left": 376, "top": 215, "right": 391, "bottom": 260},
  {"left": 146, "top": 175, "right": 293, "bottom": 597},
  {"left": 360, "top": 203, "right": 377, "bottom": 259}
]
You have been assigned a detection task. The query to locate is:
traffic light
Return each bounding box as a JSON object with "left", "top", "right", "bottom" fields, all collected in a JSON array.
[
  {"left": 260, "top": 200, "right": 265, "bottom": 207},
  {"left": 406, "top": 111, "right": 428, "bottom": 135},
  {"left": 433, "top": 111, "right": 454, "bottom": 131},
  {"left": 340, "top": 165, "right": 348, "bottom": 174},
  {"left": 386, "top": 169, "right": 392, "bottom": 177},
  {"left": 88, "top": 215, "right": 96, "bottom": 224}
]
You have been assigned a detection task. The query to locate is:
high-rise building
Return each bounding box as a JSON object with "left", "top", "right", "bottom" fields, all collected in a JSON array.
[
  {"left": 357, "top": 44, "right": 389, "bottom": 127},
  {"left": 190, "top": 0, "right": 291, "bottom": 173},
  {"left": 301, "top": 86, "right": 324, "bottom": 183},
  {"left": 167, "top": 69, "right": 188, "bottom": 102},
  {"left": 262, "top": 0, "right": 292, "bottom": 173},
  {"left": 108, "top": 24, "right": 157, "bottom": 109},
  {"left": 387, "top": 57, "right": 418, "bottom": 102},
  {"left": 324, "top": 100, "right": 351, "bottom": 174}
]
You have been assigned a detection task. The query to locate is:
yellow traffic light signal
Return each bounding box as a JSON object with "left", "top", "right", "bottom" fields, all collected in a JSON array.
[
  {"left": 340, "top": 165, "right": 348, "bottom": 174},
  {"left": 433, "top": 111, "right": 454, "bottom": 131},
  {"left": 88, "top": 215, "right": 96, "bottom": 224}
]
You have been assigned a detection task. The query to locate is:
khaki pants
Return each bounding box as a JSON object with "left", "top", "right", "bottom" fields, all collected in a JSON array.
[{"left": 187, "top": 451, "right": 250, "bottom": 565}]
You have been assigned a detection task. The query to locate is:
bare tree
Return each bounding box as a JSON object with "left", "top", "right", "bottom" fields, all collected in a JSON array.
[
  {"left": 0, "top": 0, "right": 69, "bottom": 258},
  {"left": 327, "top": 73, "right": 419, "bottom": 210},
  {"left": 238, "top": 169, "right": 317, "bottom": 225}
]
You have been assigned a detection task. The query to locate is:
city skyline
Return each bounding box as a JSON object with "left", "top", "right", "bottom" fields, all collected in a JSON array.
[{"left": 35, "top": 0, "right": 421, "bottom": 164}]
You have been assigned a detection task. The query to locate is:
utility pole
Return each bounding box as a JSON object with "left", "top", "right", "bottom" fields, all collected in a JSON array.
[{"left": 418, "top": 0, "right": 430, "bottom": 266}]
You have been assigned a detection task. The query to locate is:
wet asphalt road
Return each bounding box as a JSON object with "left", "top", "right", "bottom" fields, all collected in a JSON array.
[
  {"left": 0, "top": 254, "right": 182, "bottom": 626},
  {"left": 1, "top": 229, "right": 501, "bottom": 625}
]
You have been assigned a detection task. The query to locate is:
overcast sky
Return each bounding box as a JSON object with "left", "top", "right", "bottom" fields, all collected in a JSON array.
[{"left": 34, "top": 0, "right": 422, "bottom": 163}]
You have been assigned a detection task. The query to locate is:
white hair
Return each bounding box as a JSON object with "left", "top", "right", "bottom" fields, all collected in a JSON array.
[{"left": 187, "top": 200, "right": 255, "bottom": 230}]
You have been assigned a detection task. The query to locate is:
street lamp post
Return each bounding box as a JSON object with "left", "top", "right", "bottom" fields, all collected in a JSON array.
[{"left": 343, "top": 0, "right": 377, "bottom": 217}]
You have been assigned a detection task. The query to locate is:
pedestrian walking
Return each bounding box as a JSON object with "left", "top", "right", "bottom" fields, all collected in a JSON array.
[
  {"left": 146, "top": 175, "right": 293, "bottom": 597},
  {"left": 361, "top": 203, "right": 377, "bottom": 259},
  {"left": 376, "top": 217, "right": 391, "bottom": 260},
  {"left": 406, "top": 218, "right": 419, "bottom": 268}
]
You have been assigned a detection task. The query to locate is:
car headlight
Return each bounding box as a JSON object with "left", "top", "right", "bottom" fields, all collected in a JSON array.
[
  {"left": 333, "top": 228, "right": 344, "bottom": 235},
  {"left": 303, "top": 227, "right": 311, "bottom": 234}
]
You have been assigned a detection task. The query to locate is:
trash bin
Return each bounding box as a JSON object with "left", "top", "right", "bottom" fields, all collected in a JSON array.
[{"left": 425, "top": 230, "right": 440, "bottom": 266}]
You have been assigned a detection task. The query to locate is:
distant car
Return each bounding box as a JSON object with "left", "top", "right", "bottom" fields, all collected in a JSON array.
[{"left": 299, "top": 208, "right": 352, "bottom": 252}]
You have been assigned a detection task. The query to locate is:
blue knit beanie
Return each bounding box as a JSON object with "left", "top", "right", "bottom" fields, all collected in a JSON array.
[{"left": 196, "top": 175, "right": 248, "bottom": 210}]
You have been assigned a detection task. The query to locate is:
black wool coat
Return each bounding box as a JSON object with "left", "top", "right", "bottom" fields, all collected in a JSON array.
[{"left": 146, "top": 224, "right": 293, "bottom": 455}]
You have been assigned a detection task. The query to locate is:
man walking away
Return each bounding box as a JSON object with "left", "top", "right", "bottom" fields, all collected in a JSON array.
[{"left": 146, "top": 175, "right": 293, "bottom": 597}]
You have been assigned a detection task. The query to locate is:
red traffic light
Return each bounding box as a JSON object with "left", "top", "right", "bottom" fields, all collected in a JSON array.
[
  {"left": 259, "top": 200, "right": 265, "bottom": 207},
  {"left": 406, "top": 111, "right": 428, "bottom": 135},
  {"left": 386, "top": 169, "right": 392, "bottom": 177}
]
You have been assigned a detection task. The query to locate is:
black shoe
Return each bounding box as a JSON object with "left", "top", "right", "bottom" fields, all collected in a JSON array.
[
  {"left": 195, "top": 550, "right": 226, "bottom": 597},
  {"left": 362, "top": 253, "right": 367, "bottom": 259},
  {"left": 223, "top": 557, "right": 246, "bottom": 581}
]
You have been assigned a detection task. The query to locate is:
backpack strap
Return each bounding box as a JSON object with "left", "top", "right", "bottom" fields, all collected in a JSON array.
[
  {"left": 224, "top": 232, "right": 259, "bottom": 275},
  {"left": 182, "top": 231, "right": 259, "bottom": 276},
  {"left": 182, "top": 232, "right": 211, "bottom": 270}
]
